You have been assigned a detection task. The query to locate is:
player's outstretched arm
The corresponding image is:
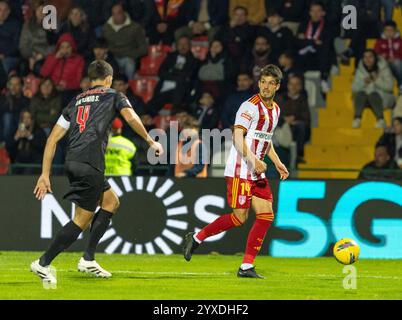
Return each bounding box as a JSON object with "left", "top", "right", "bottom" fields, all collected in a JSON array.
[
  {"left": 232, "top": 127, "right": 266, "bottom": 175},
  {"left": 267, "top": 143, "right": 289, "bottom": 180},
  {"left": 120, "top": 108, "right": 164, "bottom": 156},
  {"left": 34, "top": 124, "right": 68, "bottom": 200}
]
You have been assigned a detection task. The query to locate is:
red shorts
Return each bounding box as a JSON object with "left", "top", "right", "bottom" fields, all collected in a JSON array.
[{"left": 226, "top": 177, "right": 273, "bottom": 209}]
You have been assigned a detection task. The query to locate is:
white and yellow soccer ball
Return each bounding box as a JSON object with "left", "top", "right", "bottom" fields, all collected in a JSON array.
[{"left": 333, "top": 238, "right": 360, "bottom": 265}]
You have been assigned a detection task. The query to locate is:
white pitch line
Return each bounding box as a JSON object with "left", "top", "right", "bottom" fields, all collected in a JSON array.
[
  {"left": 7, "top": 268, "right": 402, "bottom": 279},
  {"left": 9, "top": 268, "right": 230, "bottom": 276}
]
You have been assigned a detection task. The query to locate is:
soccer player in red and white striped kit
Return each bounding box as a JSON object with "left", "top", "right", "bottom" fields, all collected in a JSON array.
[{"left": 183, "top": 65, "right": 289, "bottom": 278}]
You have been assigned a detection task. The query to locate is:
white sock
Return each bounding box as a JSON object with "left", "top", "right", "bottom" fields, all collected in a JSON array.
[
  {"left": 240, "top": 263, "right": 254, "bottom": 271},
  {"left": 193, "top": 233, "right": 202, "bottom": 244}
]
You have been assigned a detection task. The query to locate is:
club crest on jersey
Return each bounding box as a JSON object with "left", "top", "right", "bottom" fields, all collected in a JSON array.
[{"left": 238, "top": 195, "right": 247, "bottom": 205}]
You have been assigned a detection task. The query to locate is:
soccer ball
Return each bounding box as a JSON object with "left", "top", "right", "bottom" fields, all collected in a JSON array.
[{"left": 333, "top": 238, "right": 360, "bottom": 265}]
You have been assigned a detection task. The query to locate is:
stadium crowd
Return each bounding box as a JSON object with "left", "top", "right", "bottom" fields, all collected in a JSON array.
[{"left": 0, "top": 0, "right": 401, "bottom": 178}]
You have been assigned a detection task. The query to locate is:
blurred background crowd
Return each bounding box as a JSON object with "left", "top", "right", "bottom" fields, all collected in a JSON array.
[{"left": 0, "top": 0, "right": 401, "bottom": 180}]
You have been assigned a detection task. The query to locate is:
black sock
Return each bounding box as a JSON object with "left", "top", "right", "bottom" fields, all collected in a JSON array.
[
  {"left": 83, "top": 209, "right": 113, "bottom": 261},
  {"left": 39, "top": 221, "right": 82, "bottom": 267}
]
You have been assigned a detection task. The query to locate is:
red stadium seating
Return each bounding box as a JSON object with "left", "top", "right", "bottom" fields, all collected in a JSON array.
[
  {"left": 138, "top": 55, "right": 166, "bottom": 76},
  {"left": 129, "top": 77, "right": 158, "bottom": 103},
  {"left": 0, "top": 147, "right": 10, "bottom": 175},
  {"left": 148, "top": 44, "right": 172, "bottom": 57}
]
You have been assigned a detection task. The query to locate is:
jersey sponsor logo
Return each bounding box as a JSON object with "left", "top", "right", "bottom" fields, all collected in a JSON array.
[
  {"left": 241, "top": 112, "right": 252, "bottom": 121},
  {"left": 252, "top": 130, "right": 273, "bottom": 142},
  {"left": 76, "top": 105, "right": 91, "bottom": 133}
]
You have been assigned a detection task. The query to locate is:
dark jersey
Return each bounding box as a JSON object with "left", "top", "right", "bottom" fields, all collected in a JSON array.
[{"left": 61, "top": 86, "right": 132, "bottom": 172}]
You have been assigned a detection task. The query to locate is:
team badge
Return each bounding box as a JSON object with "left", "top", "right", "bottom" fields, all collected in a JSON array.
[{"left": 238, "top": 195, "right": 246, "bottom": 205}]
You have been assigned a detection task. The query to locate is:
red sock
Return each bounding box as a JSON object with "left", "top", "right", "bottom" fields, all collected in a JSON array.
[
  {"left": 243, "top": 213, "right": 274, "bottom": 264},
  {"left": 195, "top": 213, "right": 242, "bottom": 242}
]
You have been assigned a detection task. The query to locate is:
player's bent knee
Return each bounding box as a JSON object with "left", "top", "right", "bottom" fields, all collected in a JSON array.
[
  {"left": 233, "top": 212, "right": 248, "bottom": 225},
  {"left": 256, "top": 212, "right": 275, "bottom": 222}
]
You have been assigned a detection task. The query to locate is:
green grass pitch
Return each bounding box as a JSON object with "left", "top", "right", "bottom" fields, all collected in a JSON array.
[{"left": 0, "top": 251, "right": 401, "bottom": 300}]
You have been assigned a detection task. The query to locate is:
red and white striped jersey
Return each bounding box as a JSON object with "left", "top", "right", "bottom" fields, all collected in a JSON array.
[{"left": 224, "top": 94, "right": 280, "bottom": 181}]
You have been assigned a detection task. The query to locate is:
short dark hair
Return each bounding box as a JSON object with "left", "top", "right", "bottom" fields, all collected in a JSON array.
[
  {"left": 310, "top": 1, "right": 325, "bottom": 10},
  {"left": 94, "top": 38, "right": 108, "bottom": 49},
  {"left": 393, "top": 116, "right": 402, "bottom": 124},
  {"left": 87, "top": 60, "right": 113, "bottom": 81},
  {"left": 375, "top": 143, "right": 391, "bottom": 155},
  {"left": 233, "top": 5, "right": 248, "bottom": 15},
  {"left": 384, "top": 20, "right": 397, "bottom": 29},
  {"left": 259, "top": 64, "right": 283, "bottom": 83},
  {"left": 113, "top": 74, "right": 128, "bottom": 83},
  {"left": 237, "top": 72, "right": 252, "bottom": 79},
  {"left": 266, "top": 9, "right": 281, "bottom": 18},
  {"left": 280, "top": 50, "right": 294, "bottom": 60}
]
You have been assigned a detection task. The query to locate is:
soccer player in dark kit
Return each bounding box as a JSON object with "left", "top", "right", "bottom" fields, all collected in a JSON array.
[{"left": 31, "top": 60, "right": 163, "bottom": 284}]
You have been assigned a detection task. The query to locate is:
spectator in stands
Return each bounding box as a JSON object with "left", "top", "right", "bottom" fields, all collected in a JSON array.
[
  {"left": 374, "top": 20, "right": 402, "bottom": 92},
  {"left": 340, "top": 0, "right": 382, "bottom": 65},
  {"left": 257, "top": 10, "right": 295, "bottom": 63},
  {"left": 265, "top": 0, "right": 306, "bottom": 35},
  {"left": 189, "top": 91, "right": 219, "bottom": 130},
  {"left": 29, "top": 78, "right": 61, "bottom": 136},
  {"left": 229, "top": 0, "right": 266, "bottom": 25},
  {"left": 125, "top": 0, "right": 155, "bottom": 28},
  {"left": 173, "top": 117, "right": 208, "bottom": 178},
  {"left": 57, "top": 6, "right": 96, "bottom": 58},
  {"left": 11, "top": 109, "right": 46, "bottom": 174},
  {"left": 19, "top": 2, "right": 53, "bottom": 76},
  {"left": 278, "top": 51, "right": 302, "bottom": 94},
  {"left": 197, "top": 39, "right": 237, "bottom": 100},
  {"left": 102, "top": 3, "right": 147, "bottom": 79},
  {"left": 175, "top": 0, "right": 229, "bottom": 41},
  {"left": 352, "top": 49, "right": 394, "bottom": 129},
  {"left": 105, "top": 117, "right": 137, "bottom": 176},
  {"left": 358, "top": 144, "right": 398, "bottom": 179},
  {"left": 85, "top": 38, "right": 119, "bottom": 76},
  {"left": 377, "top": 116, "right": 402, "bottom": 163},
  {"left": 296, "top": 1, "right": 334, "bottom": 93},
  {"left": 304, "top": 0, "right": 343, "bottom": 37},
  {"left": 0, "top": 76, "right": 30, "bottom": 151},
  {"left": 112, "top": 74, "right": 146, "bottom": 116},
  {"left": 147, "top": 0, "right": 187, "bottom": 45},
  {"left": 40, "top": 32, "right": 85, "bottom": 93},
  {"left": 147, "top": 36, "right": 199, "bottom": 115},
  {"left": 45, "top": 0, "right": 74, "bottom": 22},
  {"left": 0, "top": 0, "right": 21, "bottom": 74},
  {"left": 74, "top": 0, "right": 110, "bottom": 31},
  {"left": 221, "top": 72, "right": 254, "bottom": 129},
  {"left": 214, "top": 6, "right": 255, "bottom": 60},
  {"left": 276, "top": 75, "right": 310, "bottom": 163},
  {"left": 240, "top": 35, "right": 274, "bottom": 90}
]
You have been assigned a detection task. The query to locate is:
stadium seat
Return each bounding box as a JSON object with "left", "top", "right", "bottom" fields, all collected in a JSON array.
[
  {"left": 148, "top": 44, "right": 172, "bottom": 57},
  {"left": 129, "top": 77, "right": 158, "bottom": 103},
  {"left": 0, "top": 147, "right": 10, "bottom": 175},
  {"left": 138, "top": 55, "right": 166, "bottom": 76}
]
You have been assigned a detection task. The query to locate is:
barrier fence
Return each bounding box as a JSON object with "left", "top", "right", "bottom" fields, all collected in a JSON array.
[{"left": 0, "top": 176, "right": 401, "bottom": 258}]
